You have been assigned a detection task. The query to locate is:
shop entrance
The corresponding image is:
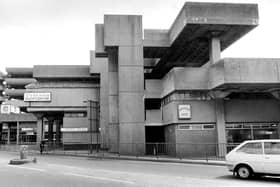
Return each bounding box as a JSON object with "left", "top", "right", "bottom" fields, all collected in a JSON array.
[
  {"left": 145, "top": 126, "right": 166, "bottom": 155},
  {"left": 42, "top": 113, "right": 63, "bottom": 146}
]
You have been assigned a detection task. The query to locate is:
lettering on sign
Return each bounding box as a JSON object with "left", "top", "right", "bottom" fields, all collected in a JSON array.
[
  {"left": 178, "top": 104, "right": 191, "bottom": 119},
  {"left": 24, "top": 92, "right": 51, "bottom": 102}
]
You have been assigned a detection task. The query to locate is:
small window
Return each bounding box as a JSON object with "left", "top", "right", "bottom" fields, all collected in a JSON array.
[
  {"left": 237, "top": 142, "right": 262, "bottom": 154},
  {"left": 203, "top": 124, "right": 215, "bottom": 129},
  {"left": 264, "top": 142, "right": 280, "bottom": 155},
  {"left": 178, "top": 125, "right": 190, "bottom": 130},
  {"left": 191, "top": 125, "right": 203, "bottom": 130}
]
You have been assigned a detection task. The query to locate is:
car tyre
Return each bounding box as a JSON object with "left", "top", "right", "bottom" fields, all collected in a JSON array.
[{"left": 236, "top": 165, "right": 252, "bottom": 179}]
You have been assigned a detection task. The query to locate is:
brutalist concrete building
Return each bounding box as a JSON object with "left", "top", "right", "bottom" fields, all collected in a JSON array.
[{"left": 1, "top": 2, "right": 280, "bottom": 156}]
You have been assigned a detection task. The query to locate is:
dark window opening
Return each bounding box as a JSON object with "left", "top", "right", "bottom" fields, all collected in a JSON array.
[{"left": 145, "top": 98, "right": 161, "bottom": 110}]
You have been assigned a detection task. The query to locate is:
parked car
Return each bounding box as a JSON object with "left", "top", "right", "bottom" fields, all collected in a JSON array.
[{"left": 226, "top": 139, "right": 280, "bottom": 179}]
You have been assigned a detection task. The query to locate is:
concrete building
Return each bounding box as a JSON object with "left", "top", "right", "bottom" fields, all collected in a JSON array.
[
  {"left": 0, "top": 68, "right": 37, "bottom": 144},
  {"left": 4, "top": 68, "right": 36, "bottom": 101},
  {"left": 0, "top": 71, "right": 4, "bottom": 103},
  {"left": 2, "top": 2, "right": 280, "bottom": 156}
]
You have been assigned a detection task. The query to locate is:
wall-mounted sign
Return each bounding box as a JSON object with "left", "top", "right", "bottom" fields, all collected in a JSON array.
[
  {"left": 21, "top": 128, "right": 34, "bottom": 132},
  {"left": 0, "top": 104, "right": 20, "bottom": 114},
  {"left": 178, "top": 104, "right": 191, "bottom": 119},
  {"left": 24, "top": 92, "right": 51, "bottom": 102},
  {"left": 61, "top": 128, "right": 88, "bottom": 132}
]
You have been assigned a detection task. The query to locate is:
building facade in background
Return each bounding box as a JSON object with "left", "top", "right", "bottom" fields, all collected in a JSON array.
[{"left": 1, "top": 2, "right": 280, "bottom": 156}]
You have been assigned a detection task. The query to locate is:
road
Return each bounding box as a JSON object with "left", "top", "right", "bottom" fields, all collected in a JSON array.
[{"left": 0, "top": 152, "right": 279, "bottom": 187}]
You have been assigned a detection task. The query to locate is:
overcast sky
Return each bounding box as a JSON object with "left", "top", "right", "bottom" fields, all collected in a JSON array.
[{"left": 0, "top": 0, "right": 279, "bottom": 73}]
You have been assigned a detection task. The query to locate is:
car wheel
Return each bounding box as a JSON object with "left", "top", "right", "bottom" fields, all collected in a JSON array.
[{"left": 236, "top": 165, "right": 252, "bottom": 179}]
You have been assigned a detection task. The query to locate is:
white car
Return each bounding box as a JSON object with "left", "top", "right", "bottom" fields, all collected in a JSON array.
[{"left": 226, "top": 139, "right": 280, "bottom": 179}]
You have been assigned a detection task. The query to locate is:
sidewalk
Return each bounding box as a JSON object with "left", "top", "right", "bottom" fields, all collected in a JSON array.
[{"left": 39, "top": 150, "right": 226, "bottom": 166}]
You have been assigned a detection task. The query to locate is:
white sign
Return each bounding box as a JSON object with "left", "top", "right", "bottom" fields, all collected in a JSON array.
[
  {"left": 21, "top": 128, "right": 34, "bottom": 132},
  {"left": 0, "top": 104, "right": 20, "bottom": 114},
  {"left": 178, "top": 104, "right": 191, "bottom": 119},
  {"left": 1, "top": 104, "right": 10, "bottom": 114},
  {"left": 61, "top": 128, "right": 88, "bottom": 132},
  {"left": 24, "top": 92, "right": 51, "bottom": 102}
]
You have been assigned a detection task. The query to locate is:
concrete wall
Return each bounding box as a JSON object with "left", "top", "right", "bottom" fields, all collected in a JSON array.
[
  {"left": 27, "top": 83, "right": 99, "bottom": 108},
  {"left": 162, "top": 100, "right": 216, "bottom": 124},
  {"left": 161, "top": 67, "right": 208, "bottom": 97},
  {"left": 145, "top": 79, "right": 162, "bottom": 98},
  {"left": 33, "top": 65, "right": 92, "bottom": 79},
  {"left": 164, "top": 125, "right": 176, "bottom": 156},
  {"left": 225, "top": 99, "right": 280, "bottom": 122},
  {"left": 145, "top": 110, "right": 162, "bottom": 125},
  {"left": 62, "top": 117, "right": 92, "bottom": 144},
  {"left": 176, "top": 126, "right": 216, "bottom": 157},
  {"left": 210, "top": 58, "right": 280, "bottom": 88}
]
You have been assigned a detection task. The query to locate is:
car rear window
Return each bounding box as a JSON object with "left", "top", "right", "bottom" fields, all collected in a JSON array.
[
  {"left": 264, "top": 142, "right": 280, "bottom": 155},
  {"left": 236, "top": 142, "right": 262, "bottom": 154}
]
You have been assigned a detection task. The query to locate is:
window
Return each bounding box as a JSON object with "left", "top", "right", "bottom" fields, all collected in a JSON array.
[
  {"left": 64, "top": 112, "right": 87, "bottom": 118},
  {"left": 264, "top": 142, "right": 280, "bottom": 155},
  {"left": 237, "top": 142, "right": 262, "bottom": 154},
  {"left": 178, "top": 124, "right": 215, "bottom": 130}
]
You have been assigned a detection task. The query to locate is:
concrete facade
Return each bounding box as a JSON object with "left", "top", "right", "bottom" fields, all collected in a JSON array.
[{"left": 2, "top": 2, "right": 280, "bottom": 157}]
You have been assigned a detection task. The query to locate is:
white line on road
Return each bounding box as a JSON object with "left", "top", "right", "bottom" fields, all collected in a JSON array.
[
  {"left": 7, "top": 165, "right": 46, "bottom": 172},
  {"left": 64, "top": 172, "right": 135, "bottom": 185}
]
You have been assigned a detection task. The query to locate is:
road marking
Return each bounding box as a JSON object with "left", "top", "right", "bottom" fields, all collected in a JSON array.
[
  {"left": 8, "top": 165, "right": 46, "bottom": 172},
  {"left": 64, "top": 172, "right": 135, "bottom": 185}
]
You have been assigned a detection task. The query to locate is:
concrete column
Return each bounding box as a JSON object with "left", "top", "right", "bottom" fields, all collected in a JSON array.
[
  {"left": 7, "top": 124, "right": 10, "bottom": 145},
  {"left": 16, "top": 121, "right": 19, "bottom": 145},
  {"left": 215, "top": 99, "right": 227, "bottom": 157},
  {"left": 108, "top": 49, "right": 119, "bottom": 153},
  {"left": 117, "top": 16, "right": 145, "bottom": 155},
  {"left": 209, "top": 37, "right": 221, "bottom": 64},
  {"left": 36, "top": 117, "right": 43, "bottom": 144}
]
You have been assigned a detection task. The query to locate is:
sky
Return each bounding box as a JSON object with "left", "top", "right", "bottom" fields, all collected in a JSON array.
[{"left": 0, "top": 0, "right": 279, "bottom": 73}]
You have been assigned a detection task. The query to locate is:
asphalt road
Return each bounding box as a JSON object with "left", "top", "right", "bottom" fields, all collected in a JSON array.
[{"left": 0, "top": 152, "right": 279, "bottom": 187}]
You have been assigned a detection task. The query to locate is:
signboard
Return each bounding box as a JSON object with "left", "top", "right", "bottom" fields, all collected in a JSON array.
[
  {"left": 1, "top": 104, "right": 10, "bottom": 114},
  {"left": 24, "top": 92, "right": 51, "bottom": 102},
  {"left": 178, "top": 104, "right": 191, "bottom": 119},
  {"left": 61, "top": 128, "right": 88, "bottom": 132},
  {"left": 0, "top": 104, "right": 20, "bottom": 114},
  {"left": 21, "top": 128, "right": 34, "bottom": 132}
]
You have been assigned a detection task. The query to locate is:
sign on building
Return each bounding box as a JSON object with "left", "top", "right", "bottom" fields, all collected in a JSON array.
[
  {"left": 0, "top": 104, "right": 20, "bottom": 114},
  {"left": 61, "top": 128, "right": 88, "bottom": 132},
  {"left": 178, "top": 104, "right": 191, "bottom": 119},
  {"left": 24, "top": 92, "right": 51, "bottom": 102}
]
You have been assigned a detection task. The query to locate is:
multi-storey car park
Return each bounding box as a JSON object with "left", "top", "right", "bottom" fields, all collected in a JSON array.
[{"left": 0, "top": 2, "right": 280, "bottom": 157}]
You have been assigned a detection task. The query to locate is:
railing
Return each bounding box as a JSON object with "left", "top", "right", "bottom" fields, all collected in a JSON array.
[{"left": 0, "top": 142, "right": 240, "bottom": 161}]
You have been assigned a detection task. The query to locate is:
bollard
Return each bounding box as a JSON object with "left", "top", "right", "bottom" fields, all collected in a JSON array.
[{"left": 20, "top": 145, "right": 28, "bottom": 160}]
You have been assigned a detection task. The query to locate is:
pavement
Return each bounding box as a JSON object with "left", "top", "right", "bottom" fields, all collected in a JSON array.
[
  {"left": 1, "top": 151, "right": 280, "bottom": 187},
  {"left": 32, "top": 150, "right": 226, "bottom": 166}
]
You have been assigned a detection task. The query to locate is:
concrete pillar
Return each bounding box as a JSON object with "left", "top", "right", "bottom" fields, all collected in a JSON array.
[
  {"left": 209, "top": 37, "right": 221, "bottom": 64},
  {"left": 215, "top": 99, "right": 227, "bottom": 157},
  {"left": 117, "top": 16, "right": 145, "bottom": 155},
  {"left": 36, "top": 117, "right": 43, "bottom": 144},
  {"left": 108, "top": 49, "right": 119, "bottom": 153},
  {"left": 16, "top": 121, "right": 19, "bottom": 145},
  {"left": 7, "top": 124, "right": 10, "bottom": 145}
]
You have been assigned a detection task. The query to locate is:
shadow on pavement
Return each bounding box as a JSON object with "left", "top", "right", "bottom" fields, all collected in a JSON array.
[{"left": 217, "top": 175, "right": 280, "bottom": 183}]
